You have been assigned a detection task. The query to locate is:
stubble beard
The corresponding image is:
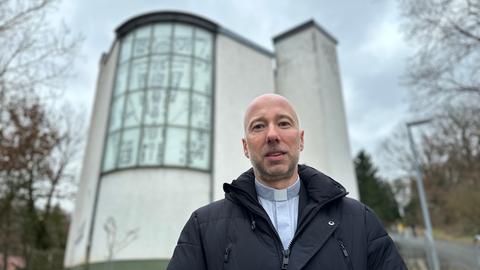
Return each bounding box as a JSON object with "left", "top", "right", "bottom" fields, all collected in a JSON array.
[{"left": 251, "top": 154, "right": 299, "bottom": 185}]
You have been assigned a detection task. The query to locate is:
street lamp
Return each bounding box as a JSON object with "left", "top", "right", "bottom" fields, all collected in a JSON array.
[{"left": 406, "top": 119, "right": 440, "bottom": 270}]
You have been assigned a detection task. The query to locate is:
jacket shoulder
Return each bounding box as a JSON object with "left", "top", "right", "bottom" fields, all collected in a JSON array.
[
  {"left": 335, "top": 197, "right": 386, "bottom": 236},
  {"left": 336, "top": 196, "right": 366, "bottom": 213},
  {"left": 192, "top": 198, "right": 241, "bottom": 225}
]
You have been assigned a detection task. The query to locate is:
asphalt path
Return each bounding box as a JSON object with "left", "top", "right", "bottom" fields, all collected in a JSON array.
[{"left": 392, "top": 235, "right": 480, "bottom": 270}]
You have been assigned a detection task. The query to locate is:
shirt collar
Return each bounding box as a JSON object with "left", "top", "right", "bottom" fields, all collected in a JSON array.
[{"left": 255, "top": 177, "right": 301, "bottom": 202}]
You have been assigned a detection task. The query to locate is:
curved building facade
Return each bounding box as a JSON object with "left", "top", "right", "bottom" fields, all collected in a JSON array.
[{"left": 64, "top": 11, "right": 358, "bottom": 270}]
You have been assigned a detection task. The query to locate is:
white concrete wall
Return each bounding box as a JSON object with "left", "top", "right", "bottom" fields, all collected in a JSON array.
[
  {"left": 89, "top": 169, "right": 210, "bottom": 262},
  {"left": 274, "top": 26, "right": 359, "bottom": 199},
  {"left": 213, "top": 34, "right": 275, "bottom": 200},
  {"left": 64, "top": 43, "right": 120, "bottom": 268}
]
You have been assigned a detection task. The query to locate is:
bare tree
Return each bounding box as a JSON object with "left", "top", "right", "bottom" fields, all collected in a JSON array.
[
  {"left": 390, "top": 0, "right": 480, "bottom": 236},
  {"left": 0, "top": 96, "right": 84, "bottom": 270},
  {"left": 380, "top": 104, "right": 480, "bottom": 234},
  {"left": 399, "top": 0, "right": 480, "bottom": 110},
  {"left": 422, "top": 105, "right": 480, "bottom": 232},
  {"left": 0, "top": 0, "right": 81, "bottom": 103},
  {"left": 0, "top": 1, "right": 83, "bottom": 269}
]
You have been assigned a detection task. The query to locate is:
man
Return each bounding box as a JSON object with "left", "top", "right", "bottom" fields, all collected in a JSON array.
[{"left": 167, "top": 94, "right": 406, "bottom": 269}]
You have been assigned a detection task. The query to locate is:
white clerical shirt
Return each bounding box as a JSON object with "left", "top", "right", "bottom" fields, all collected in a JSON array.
[{"left": 254, "top": 177, "right": 300, "bottom": 250}]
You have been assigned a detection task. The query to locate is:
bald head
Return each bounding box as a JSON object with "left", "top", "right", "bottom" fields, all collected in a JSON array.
[
  {"left": 241, "top": 93, "right": 304, "bottom": 188},
  {"left": 243, "top": 94, "right": 300, "bottom": 133}
]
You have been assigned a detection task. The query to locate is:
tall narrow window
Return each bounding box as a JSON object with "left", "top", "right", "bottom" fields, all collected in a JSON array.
[{"left": 103, "top": 23, "right": 214, "bottom": 172}]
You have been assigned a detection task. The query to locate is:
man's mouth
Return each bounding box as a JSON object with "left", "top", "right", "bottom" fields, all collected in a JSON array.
[{"left": 265, "top": 151, "right": 286, "bottom": 157}]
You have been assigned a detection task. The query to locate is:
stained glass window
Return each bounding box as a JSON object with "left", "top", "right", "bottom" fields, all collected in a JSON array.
[
  {"left": 102, "top": 22, "right": 213, "bottom": 172},
  {"left": 139, "top": 126, "right": 165, "bottom": 166},
  {"left": 148, "top": 56, "right": 169, "bottom": 88},
  {"left": 144, "top": 89, "right": 167, "bottom": 125}
]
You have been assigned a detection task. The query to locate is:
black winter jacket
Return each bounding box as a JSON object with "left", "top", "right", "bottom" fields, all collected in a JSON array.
[{"left": 167, "top": 165, "right": 407, "bottom": 270}]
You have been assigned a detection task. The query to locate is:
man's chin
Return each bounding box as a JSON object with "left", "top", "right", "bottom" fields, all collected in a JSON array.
[{"left": 263, "top": 166, "right": 292, "bottom": 180}]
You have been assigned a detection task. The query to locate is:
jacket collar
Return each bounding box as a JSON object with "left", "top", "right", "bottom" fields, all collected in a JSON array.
[
  {"left": 297, "top": 165, "right": 348, "bottom": 204},
  {"left": 223, "top": 164, "right": 347, "bottom": 206}
]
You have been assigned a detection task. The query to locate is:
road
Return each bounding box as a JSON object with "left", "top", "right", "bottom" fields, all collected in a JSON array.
[{"left": 393, "top": 235, "right": 480, "bottom": 270}]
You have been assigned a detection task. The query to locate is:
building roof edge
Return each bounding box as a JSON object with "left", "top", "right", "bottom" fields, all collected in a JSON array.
[
  {"left": 115, "top": 11, "right": 219, "bottom": 38},
  {"left": 218, "top": 27, "right": 274, "bottom": 58},
  {"left": 114, "top": 11, "right": 274, "bottom": 58},
  {"left": 273, "top": 19, "right": 338, "bottom": 45}
]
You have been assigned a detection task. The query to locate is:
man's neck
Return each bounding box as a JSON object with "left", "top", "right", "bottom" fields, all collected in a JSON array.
[{"left": 255, "top": 173, "right": 299, "bottom": 190}]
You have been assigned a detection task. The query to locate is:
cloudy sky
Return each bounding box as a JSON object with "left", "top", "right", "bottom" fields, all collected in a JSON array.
[{"left": 55, "top": 0, "right": 413, "bottom": 178}]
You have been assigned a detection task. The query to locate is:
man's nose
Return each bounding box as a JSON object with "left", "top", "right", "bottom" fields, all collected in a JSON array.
[{"left": 266, "top": 125, "right": 280, "bottom": 144}]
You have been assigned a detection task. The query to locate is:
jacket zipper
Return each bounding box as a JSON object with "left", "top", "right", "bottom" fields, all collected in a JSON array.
[
  {"left": 251, "top": 213, "right": 285, "bottom": 268},
  {"left": 279, "top": 192, "right": 345, "bottom": 270},
  {"left": 338, "top": 240, "right": 353, "bottom": 270},
  {"left": 224, "top": 244, "right": 232, "bottom": 263},
  {"left": 281, "top": 249, "right": 290, "bottom": 270},
  {"left": 230, "top": 190, "right": 287, "bottom": 268}
]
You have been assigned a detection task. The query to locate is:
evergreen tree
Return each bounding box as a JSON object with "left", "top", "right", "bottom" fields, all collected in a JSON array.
[{"left": 355, "top": 150, "right": 400, "bottom": 225}]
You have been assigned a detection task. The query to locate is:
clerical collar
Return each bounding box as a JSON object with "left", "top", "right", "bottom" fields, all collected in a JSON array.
[{"left": 255, "top": 177, "right": 300, "bottom": 202}]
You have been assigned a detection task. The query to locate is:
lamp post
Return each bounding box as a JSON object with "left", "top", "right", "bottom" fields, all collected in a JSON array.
[
  {"left": 475, "top": 234, "right": 480, "bottom": 267},
  {"left": 406, "top": 119, "right": 440, "bottom": 270}
]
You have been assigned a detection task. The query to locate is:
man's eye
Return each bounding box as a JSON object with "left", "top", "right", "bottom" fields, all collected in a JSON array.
[
  {"left": 252, "top": 124, "right": 265, "bottom": 130},
  {"left": 279, "top": 121, "right": 291, "bottom": 127}
]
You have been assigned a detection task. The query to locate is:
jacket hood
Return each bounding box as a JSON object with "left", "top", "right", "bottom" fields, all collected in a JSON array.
[{"left": 223, "top": 164, "right": 348, "bottom": 205}]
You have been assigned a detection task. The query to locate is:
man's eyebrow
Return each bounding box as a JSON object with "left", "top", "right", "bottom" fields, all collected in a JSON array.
[
  {"left": 277, "top": 114, "right": 296, "bottom": 123},
  {"left": 247, "top": 114, "right": 296, "bottom": 127},
  {"left": 278, "top": 114, "right": 294, "bottom": 120}
]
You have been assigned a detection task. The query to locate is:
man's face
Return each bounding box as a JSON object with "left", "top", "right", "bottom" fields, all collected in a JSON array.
[{"left": 242, "top": 95, "right": 304, "bottom": 186}]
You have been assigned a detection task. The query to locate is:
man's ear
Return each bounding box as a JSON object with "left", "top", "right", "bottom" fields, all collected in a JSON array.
[
  {"left": 300, "top": 130, "right": 304, "bottom": 151},
  {"left": 242, "top": 138, "right": 249, "bottom": 158}
]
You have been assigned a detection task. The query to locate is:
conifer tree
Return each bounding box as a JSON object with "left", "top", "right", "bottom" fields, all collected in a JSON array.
[{"left": 355, "top": 150, "right": 400, "bottom": 225}]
